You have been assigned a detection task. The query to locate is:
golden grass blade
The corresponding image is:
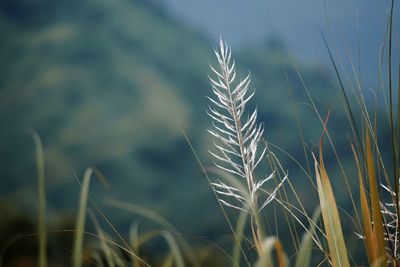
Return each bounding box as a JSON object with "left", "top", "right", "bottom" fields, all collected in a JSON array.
[
  {"left": 254, "top": 237, "right": 276, "bottom": 267},
  {"left": 274, "top": 239, "right": 287, "bottom": 267},
  {"left": 32, "top": 133, "right": 47, "bottom": 267},
  {"left": 295, "top": 206, "right": 321, "bottom": 267},
  {"left": 365, "top": 130, "right": 387, "bottom": 266},
  {"left": 351, "top": 144, "right": 378, "bottom": 264},
  {"left": 314, "top": 144, "right": 350, "bottom": 267},
  {"left": 72, "top": 167, "right": 94, "bottom": 267},
  {"left": 254, "top": 237, "right": 287, "bottom": 267}
]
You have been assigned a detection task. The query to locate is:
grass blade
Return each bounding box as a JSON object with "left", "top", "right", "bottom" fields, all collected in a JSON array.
[
  {"left": 295, "top": 206, "right": 321, "bottom": 267},
  {"left": 314, "top": 142, "right": 350, "bottom": 267},
  {"left": 72, "top": 167, "right": 94, "bottom": 267},
  {"left": 232, "top": 210, "right": 248, "bottom": 267},
  {"left": 274, "top": 239, "right": 287, "bottom": 267},
  {"left": 365, "top": 129, "right": 387, "bottom": 266},
  {"left": 254, "top": 237, "right": 287, "bottom": 267},
  {"left": 162, "top": 254, "right": 174, "bottom": 267},
  {"left": 106, "top": 199, "right": 200, "bottom": 267},
  {"left": 32, "top": 133, "right": 47, "bottom": 267},
  {"left": 351, "top": 144, "right": 378, "bottom": 264},
  {"left": 161, "top": 231, "right": 185, "bottom": 267},
  {"left": 129, "top": 223, "right": 141, "bottom": 267},
  {"left": 90, "top": 211, "right": 115, "bottom": 267}
]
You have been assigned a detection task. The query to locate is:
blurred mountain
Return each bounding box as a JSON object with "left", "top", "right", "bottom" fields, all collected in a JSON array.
[{"left": 0, "top": 0, "right": 346, "bottom": 235}]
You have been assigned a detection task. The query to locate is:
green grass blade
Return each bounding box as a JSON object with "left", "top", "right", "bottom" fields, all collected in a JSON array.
[
  {"left": 107, "top": 199, "right": 199, "bottom": 267},
  {"left": 232, "top": 210, "right": 248, "bottom": 267},
  {"left": 32, "top": 133, "right": 47, "bottom": 267},
  {"left": 295, "top": 206, "right": 321, "bottom": 267},
  {"left": 320, "top": 30, "right": 364, "bottom": 158},
  {"left": 72, "top": 167, "right": 94, "bottom": 267}
]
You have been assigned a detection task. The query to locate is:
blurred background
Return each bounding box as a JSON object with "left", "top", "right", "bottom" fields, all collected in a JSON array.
[{"left": 0, "top": 0, "right": 398, "bottom": 265}]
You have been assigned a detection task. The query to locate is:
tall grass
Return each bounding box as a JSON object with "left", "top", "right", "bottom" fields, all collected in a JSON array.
[
  {"left": 3, "top": 2, "right": 398, "bottom": 266},
  {"left": 206, "top": 40, "right": 330, "bottom": 266},
  {"left": 203, "top": 1, "right": 398, "bottom": 263}
]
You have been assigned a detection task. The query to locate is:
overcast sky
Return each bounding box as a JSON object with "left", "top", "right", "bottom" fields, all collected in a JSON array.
[{"left": 159, "top": 0, "right": 398, "bottom": 86}]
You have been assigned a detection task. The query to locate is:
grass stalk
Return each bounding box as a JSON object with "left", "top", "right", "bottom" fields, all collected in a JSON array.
[
  {"left": 314, "top": 140, "right": 350, "bottom": 267},
  {"left": 72, "top": 167, "right": 94, "bottom": 267},
  {"left": 32, "top": 133, "right": 47, "bottom": 267}
]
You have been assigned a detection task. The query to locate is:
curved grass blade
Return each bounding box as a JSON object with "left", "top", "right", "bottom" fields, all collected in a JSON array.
[
  {"left": 129, "top": 223, "right": 141, "bottom": 267},
  {"left": 314, "top": 143, "right": 350, "bottom": 267},
  {"left": 295, "top": 206, "right": 321, "bottom": 267},
  {"left": 72, "top": 167, "right": 94, "bottom": 267},
  {"left": 31, "top": 132, "right": 47, "bottom": 267},
  {"left": 106, "top": 199, "right": 199, "bottom": 267},
  {"left": 161, "top": 231, "right": 185, "bottom": 267},
  {"left": 90, "top": 210, "right": 115, "bottom": 267},
  {"left": 254, "top": 237, "right": 287, "bottom": 267}
]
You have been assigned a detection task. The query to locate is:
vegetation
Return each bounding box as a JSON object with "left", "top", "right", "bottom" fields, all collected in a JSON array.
[{"left": 0, "top": 0, "right": 398, "bottom": 266}]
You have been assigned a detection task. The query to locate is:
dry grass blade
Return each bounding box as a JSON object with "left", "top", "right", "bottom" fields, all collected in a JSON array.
[
  {"left": 314, "top": 142, "right": 350, "bottom": 267},
  {"left": 32, "top": 132, "right": 47, "bottom": 267},
  {"left": 274, "top": 239, "right": 287, "bottom": 267},
  {"left": 254, "top": 237, "right": 287, "bottom": 267},
  {"left": 351, "top": 144, "right": 378, "bottom": 265},
  {"left": 365, "top": 129, "right": 387, "bottom": 266}
]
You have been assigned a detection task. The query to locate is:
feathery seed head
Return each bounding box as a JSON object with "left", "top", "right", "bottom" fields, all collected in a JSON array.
[{"left": 207, "top": 39, "right": 286, "bottom": 213}]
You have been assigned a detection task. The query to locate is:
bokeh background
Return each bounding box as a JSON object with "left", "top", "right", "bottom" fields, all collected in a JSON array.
[{"left": 0, "top": 0, "right": 398, "bottom": 264}]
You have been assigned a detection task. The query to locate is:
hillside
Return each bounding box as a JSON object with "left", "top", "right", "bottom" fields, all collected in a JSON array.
[{"left": 0, "top": 0, "right": 344, "bottom": 236}]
